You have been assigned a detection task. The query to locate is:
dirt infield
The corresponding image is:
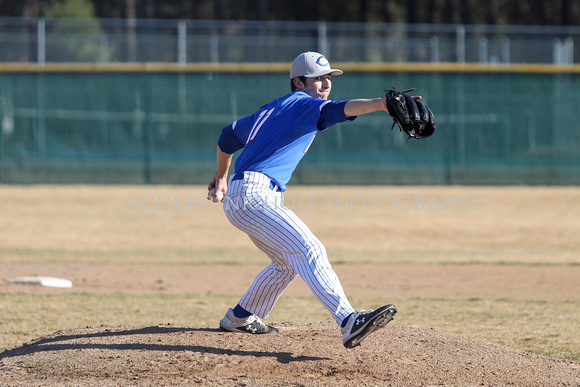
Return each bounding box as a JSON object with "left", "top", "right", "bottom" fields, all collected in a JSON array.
[
  {"left": 1, "top": 323, "right": 579, "bottom": 386},
  {"left": 1, "top": 185, "right": 579, "bottom": 385},
  {"left": 2, "top": 263, "right": 580, "bottom": 301},
  {"left": 1, "top": 263, "right": 580, "bottom": 385}
]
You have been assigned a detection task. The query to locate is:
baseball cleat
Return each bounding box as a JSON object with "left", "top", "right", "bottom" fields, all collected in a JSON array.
[
  {"left": 341, "top": 304, "right": 397, "bottom": 348},
  {"left": 219, "top": 308, "right": 281, "bottom": 334}
]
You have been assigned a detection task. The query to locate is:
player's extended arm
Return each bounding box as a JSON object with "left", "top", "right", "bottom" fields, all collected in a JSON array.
[
  {"left": 344, "top": 95, "right": 421, "bottom": 117},
  {"left": 344, "top": 98, "right": 387, "bottom": 117}
]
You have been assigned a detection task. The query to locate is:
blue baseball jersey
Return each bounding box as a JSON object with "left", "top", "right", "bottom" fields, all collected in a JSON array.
[{"left": 218, "top": 91, "right": 355, "bottom": 191}]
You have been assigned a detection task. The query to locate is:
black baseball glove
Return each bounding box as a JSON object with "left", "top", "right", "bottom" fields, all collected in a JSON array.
[{"left": 385, "top": 88, "right": 435, "bottom": 141}]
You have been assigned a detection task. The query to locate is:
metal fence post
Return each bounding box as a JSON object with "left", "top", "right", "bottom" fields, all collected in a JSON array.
[
  {"left": 430, "top": 36, "right": 439, "bottom": 62},
  {"left": 37, "top": 18, "right": 45, "bottom": 64},
  {"left": 318, "top": 22, "right": 328, "bottom": 55},
  {"left": 210, "top": 34, "right": 219, "bottom": 63},
  {"left": 127, "top": 17, "right": 137, "bottom": 62},
  {"left": 178, "top": 21, "right": 186, "bottom": 64},
  {"left": 501, "top": 38, "right": 510, "bottom": 63},
  {"left": 456, "top": 25, "right": 465, "bottom": 63},
  {"left": 552, "top": 37, "right": 573, "bottom": 64},
  {"left": 100, "top": 35, "right": 109, "bottom": 63},
  {"left": 553, "top": 38, "right": 562, "bottom": 64},
  {"left": 478, "top": 37, "right": 488, "bottom": 63},
  {"left": 565, "top": 37, "right": 574, "bottom": 64}
]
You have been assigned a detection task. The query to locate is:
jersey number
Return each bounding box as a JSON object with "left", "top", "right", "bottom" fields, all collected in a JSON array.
[{"left": 246, "top": 107, "right": 276, "bottom": 144}]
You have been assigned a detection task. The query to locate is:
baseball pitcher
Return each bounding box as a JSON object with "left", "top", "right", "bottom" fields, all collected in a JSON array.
[{"left": 208, "top": 51, "right": 434, "bottom": 348}]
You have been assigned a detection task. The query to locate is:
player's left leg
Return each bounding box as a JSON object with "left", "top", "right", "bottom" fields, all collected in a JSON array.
[
  {"left": 237, "top": 260, "right": 298, "bottom": 319},
  {"left": 219, "top": 240, "right": 298, "bottom": 334}
]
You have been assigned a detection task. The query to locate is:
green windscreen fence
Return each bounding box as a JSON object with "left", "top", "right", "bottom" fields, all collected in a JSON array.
[{"left": 1, "top": 69, "right": 579, "bottom": 185}]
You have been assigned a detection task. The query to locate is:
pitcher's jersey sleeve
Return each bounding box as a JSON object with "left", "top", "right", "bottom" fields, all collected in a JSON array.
[{"left": 217, "top": 123, "right": 244, "bottom": 154}]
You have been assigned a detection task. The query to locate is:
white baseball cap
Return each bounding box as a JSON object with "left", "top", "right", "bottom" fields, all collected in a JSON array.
[{"left": 290, "top": 52, "right": 343, "bottom": 79}]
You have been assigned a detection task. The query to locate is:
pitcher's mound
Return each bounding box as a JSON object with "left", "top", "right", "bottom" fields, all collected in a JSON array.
[{"left": 1, "top": 322, "right": 578, "bottom": 386}]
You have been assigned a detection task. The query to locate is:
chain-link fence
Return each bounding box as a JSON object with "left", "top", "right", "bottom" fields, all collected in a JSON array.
[
  {"left": 1, "top": 70, "right": 579, "bottom": 185},
  {"left": 1, "top": 17, "right": 580, "bottom": 185},
  {"left": 0, "top": 17, "right": 579, "bottom": 64}
]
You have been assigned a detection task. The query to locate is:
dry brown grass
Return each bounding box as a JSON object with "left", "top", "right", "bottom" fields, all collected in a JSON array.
[
  {"left": 1, "top": 185, "right": 579, "bottom": 265},
  {"left": 1, "top": 185, "right": 579, "bottom": 360}
]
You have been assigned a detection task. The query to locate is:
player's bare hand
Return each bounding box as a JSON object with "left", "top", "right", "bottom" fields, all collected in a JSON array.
[{"left": 207, "top": 173, "right": 227, "bottom": 203}]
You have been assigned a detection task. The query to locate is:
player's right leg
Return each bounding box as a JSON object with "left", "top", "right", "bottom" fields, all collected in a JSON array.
[{"left": 341, "top": 304, "right": 397, "bottom": 348}]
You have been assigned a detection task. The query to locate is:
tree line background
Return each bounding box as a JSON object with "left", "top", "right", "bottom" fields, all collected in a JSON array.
[{"left": 1, "top": 0, "right": 579, "bottom": 26}]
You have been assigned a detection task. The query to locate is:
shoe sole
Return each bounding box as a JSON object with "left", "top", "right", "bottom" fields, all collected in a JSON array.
[
  {"left": 219, "top": 325, "right": 281, "bottom": 334},
  {"left": 344, "top": 305, "right": 397, "bottom": 349}
]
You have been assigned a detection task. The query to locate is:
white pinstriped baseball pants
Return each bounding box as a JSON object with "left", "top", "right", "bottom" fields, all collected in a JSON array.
[{"left": 223, "top": 171, "right": 356, "bottom": 326}]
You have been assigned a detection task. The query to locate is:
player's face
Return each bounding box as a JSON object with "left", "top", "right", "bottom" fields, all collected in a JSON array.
[{"left": 303, "top": 74, "right": 332, "bottom": 100}]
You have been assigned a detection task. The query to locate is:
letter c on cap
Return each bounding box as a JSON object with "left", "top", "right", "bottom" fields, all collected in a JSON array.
[{"left": 316, "top": 56, "right": 329, "bottom": 67}]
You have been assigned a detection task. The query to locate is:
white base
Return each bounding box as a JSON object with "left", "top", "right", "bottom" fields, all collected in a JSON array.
[{"left": 8, "top": 276, "right": 73, "bottom": 288}]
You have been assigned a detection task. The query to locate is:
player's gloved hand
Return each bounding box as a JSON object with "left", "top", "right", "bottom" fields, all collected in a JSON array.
[{"left": 385, "top": 88, "right": 435, "bottom": 141}]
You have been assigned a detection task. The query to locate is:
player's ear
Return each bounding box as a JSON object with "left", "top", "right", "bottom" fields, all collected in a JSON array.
[{"left": 293, "top": 77, "right": 304, "bottom": 90}]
